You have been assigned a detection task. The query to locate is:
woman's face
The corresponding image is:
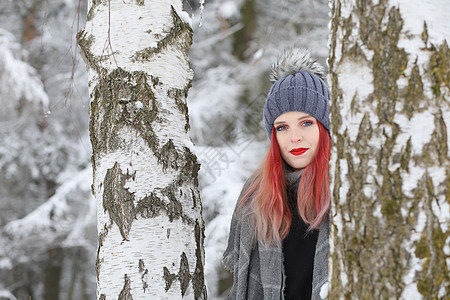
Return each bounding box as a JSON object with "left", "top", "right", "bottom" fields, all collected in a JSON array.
[{"left": 274, "top": 111, "right": 320, "bottom": 169}]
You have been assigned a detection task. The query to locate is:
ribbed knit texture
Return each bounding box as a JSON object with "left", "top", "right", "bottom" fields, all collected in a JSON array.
[{"left": 264, "top": 70, "right": 330, "bottom": 139}]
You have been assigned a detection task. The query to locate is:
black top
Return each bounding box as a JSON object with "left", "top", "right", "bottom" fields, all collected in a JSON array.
[{"left": 283, "top": 179, "right": 319, "bottom": 300}]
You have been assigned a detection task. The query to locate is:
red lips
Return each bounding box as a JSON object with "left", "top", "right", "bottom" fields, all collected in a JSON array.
[{"left": 290, "top": 148, "right": 308, "bottom": 156}]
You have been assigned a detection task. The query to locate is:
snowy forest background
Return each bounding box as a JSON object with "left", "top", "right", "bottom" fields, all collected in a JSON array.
[{"left": 0, "top": 0, "right": 329, "bottom": 299}]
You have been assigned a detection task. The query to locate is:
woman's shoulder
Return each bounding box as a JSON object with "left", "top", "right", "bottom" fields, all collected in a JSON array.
[
  {"left": 230, "top": 172, "right": 258, "bottom": 218},
  {"left": 228, "top": 171, "right": 261, "bottom": 229},
  {"left": 224, "top": 174, "right": 260, "bottom": 270},
  {"left": 238, "top": 171, "right": 260, "bottom": 202}
]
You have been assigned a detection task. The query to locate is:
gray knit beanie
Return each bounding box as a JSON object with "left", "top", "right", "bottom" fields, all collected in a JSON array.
[{"left": 263, "top": 48, "right": 330, "bottom": 139}]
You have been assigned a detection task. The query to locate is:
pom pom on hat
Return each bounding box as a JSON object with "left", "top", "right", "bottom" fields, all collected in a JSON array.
[
  {"left": 269, "top": 48, "right": 326, "bottom": 82},
  {"left": 263, "top": 47, "right": 330, "bottom": 139}
]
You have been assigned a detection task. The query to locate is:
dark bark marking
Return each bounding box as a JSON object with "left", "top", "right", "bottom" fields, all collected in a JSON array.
[
  {"left": 103, "top": 162, "right": 136, "bottom": 240},
  {"left": 401, "top": 62, "right": 424, "bottom": 119},
  {"left": 413, "top": 174, "right": 449, "bottom": 296},
  {"left": 135, "top": 157, "right": 200, "bottom": 225},
  {"left": 162, "top": 249, "right": 206, "bottom": 298},
  {"left": 131, "top": 6, "right": 193, "bottom": 62},
  {"left": 179, "top": 252, "right": 191, "bottom": 296},
  {"left": 163, "top": 267, "right": 177, "bottom": 292},
  {"left": 86, "top": 0, "right": 106, "bottom": 22},
  {"left": 421, "top": 111, "right": 448, "bottom": 166},
  {"left": 96, "top": 223, "right": 111, "bottom": 281},
  {"left": 399, "top": 137, "right": 412, "bottom": 172},
  {"left": 138, "top": 259, "right": 149, "bottom": 293},
  {"left": 193, "top": 220, "right": 207, "bottom": 299},
  {"left": 429, "top": 41, "right": 450, "bottom": 97},
  {"left": 118, "top": 274, "right": 133, "bottom": 300},
  {"left": 135, "top": 190, "right": 194, "bottom": 225},
  {"left": 88, "top": 68, "right": 159, "bottom": 166},
  {"left": 421, "top": 22, "right": 428, "bottom": 46},
  {"left": 167, "top": 87, "right": 191, "bottom": 132}
]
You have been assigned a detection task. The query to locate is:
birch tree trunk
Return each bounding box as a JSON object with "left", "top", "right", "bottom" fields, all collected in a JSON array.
[
  {"left": 329, "top": 0, "right": 449, "bottom": 298},
  {"left": 77, "top": 1, "right": 206, "bottom": 299}
]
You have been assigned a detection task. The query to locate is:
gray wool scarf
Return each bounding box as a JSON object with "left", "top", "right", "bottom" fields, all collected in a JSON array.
[{"left": 223, "top": 176, "right": 329, "bottom": 300}]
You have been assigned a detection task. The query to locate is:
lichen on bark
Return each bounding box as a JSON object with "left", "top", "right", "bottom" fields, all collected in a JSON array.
[
  {"left": 413, "top": 173, "right": 449, "bottom": 297},
  {"left": 402, "top": 63, "right": 424, "bottom": 119},
  {"left": 429, "top": 41, "right": 450, "bottom": 97},
  {"left": 76, "top": 29, "right": 102, "bottom": 73},
  {"left": 421, "top": 111, "right": 447, "bottom": 166}
]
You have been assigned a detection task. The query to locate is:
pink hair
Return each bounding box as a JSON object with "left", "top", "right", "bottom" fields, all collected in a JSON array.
[{"left": 240, "top": 122, "right": 330, "bottom": 247}]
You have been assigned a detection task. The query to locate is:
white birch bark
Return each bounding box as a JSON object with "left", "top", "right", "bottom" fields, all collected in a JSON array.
[
  {"left": 329, "top": 0, "right": 449, "bottom": 298},
  {"left": 77, "top": 1, "right": 206, "bottom": 299}
]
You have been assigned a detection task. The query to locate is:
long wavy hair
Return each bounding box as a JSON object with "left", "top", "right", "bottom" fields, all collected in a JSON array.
[{"left": 240, "top": 122, "right": 330, "bottom": 247}]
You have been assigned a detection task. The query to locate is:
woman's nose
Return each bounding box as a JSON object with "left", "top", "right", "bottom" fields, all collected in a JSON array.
[{"left": 291, "top": 129, "right": 303, "bottom": 142}]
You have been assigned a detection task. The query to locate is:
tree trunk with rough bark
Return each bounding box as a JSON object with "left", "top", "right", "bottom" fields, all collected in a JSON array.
[
  {"left": 77, "top": 1, "right": 206, "bottom": 299},
  {"left": 329, "top": 0, "right": 449, "bottom": 298}
]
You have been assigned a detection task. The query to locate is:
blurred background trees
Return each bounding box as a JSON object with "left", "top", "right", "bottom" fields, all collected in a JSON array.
[
  {"left": 0, "top": 0, "right": 329, "bottom": 299},
  {"left": 0, "top": 1, "right": 94, "bottom": 299}
]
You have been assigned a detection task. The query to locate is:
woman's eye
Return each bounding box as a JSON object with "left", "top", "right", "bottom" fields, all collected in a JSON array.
[
  {"left": 276, "top": 125, "right": 287, "bottom": 131},
  {"left": 301, "top": 120, "right": 314, "bottom": 127}
]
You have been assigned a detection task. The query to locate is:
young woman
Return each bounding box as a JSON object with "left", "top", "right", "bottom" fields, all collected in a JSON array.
[{"left": 223, "top": 48, "right": 330, "bottom": 300}]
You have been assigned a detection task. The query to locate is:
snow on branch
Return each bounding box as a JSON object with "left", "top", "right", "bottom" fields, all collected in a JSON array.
[
  {"left": 0, "top": 28, "right": 49, "bottom": 112},
  {"left": 3, "top": 167, "right": 93, "bottom": 243}
]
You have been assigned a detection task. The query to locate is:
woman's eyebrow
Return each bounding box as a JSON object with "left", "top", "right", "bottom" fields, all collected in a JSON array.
[{"left": 274, "top": 116, "right": 312, "bottom": 125}]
